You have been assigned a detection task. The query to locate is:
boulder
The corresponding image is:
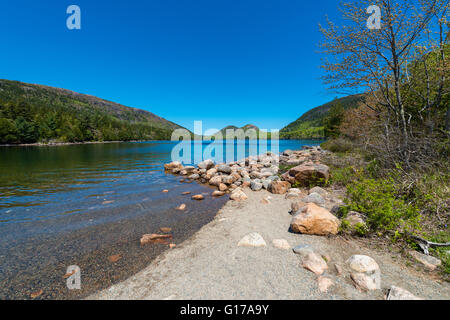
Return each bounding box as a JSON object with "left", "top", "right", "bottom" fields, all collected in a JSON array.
[
  {"left": 290, "top": 203, "right": 340, "bottom": 235},
  {"left": 218, "top": 183, "right": 228, "bottom": 191},
  {"left": 317, "top": 276, "right": 334, "bottom": 293},
  {"left": 285, "top": 188, "right": 302, "bottom": 199},
  {"left": 288, "top": 164, "right": 330, "bottom": 186},
  {"left": 191, "top": 194, "right": 204, "bottom": 200},
  {"left": 212, "top": 190, "right": 225, "bottom": 197},
  {"left": 309, "top": 186, "right": 328, "bottom": 196},
  {"left": 164, "top": 161, "right": 182, "bottom": 170},
  {"left": 209, "top": 176, "right": 222, "bottom": 187},
  {"left": 198, "top": 159, "right": 214, "bottom": 170},
  {"left": 230, "top": 188, "right": 248, "bottom": 201},
  {"left": 351, "top": 273, "right": 378, "bottom": 291},
  {"left": 272, "top": 239, "right": 290, "bottom": 250},
  {"left": 238, "top": 232, "right": 267, "bottom": 247},
  {"left": 217, "top": 164, "right": 232, "bottom": 174},
  {"left": 409, "top": 251, "right": 442, "bottom": 271},
  {"left": 347, "top": 255, "right": 380, "bottom": 290},
  {"left": 188, "top": 173, "right": 200, "bottom": 180},
  {"left": 301, "top": 192, "right": 325, "bottom": 206},
  {"left": 290, "top": 201, "right": 307, "bottom": 214},
  {"left": 222, "top": 175, "right": 237, "bottom": 185},
  {"left": 294, "top": 246, "right": 328, "bottom": 275},
  {"left": 386, "top": 286, "right": 423, "bottom": 300},
  {"left": 250, "top": 181, "right": 263, "bottom": 191},
  {"left": 268, "top": 181, "right": 291, "bottom": 194}
]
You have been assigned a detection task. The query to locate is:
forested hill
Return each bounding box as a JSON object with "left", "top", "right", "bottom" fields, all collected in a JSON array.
[
  {"left": 0, "top": 79, "right": 186, "bottom": 144},
  {"left": 280, "top": 94, "right": 364, "bottom": 139}
]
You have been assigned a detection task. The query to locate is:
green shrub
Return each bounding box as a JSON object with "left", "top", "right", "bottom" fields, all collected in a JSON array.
[
  {"left": 321, "top": 137, "right": 354, "bottom": 153},
  {"left": 345, "top": 177, "right": 421, "bottom": 235}
]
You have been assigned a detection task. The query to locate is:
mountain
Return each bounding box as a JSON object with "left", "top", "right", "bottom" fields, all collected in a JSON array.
[
  {"left": 280, "top": 94, "right": 364, "bottom": 139},
  {"left": 209, "top": 124, "right": 265, "bottom": 138},
  {"left": 0, "top": 79, "right": 187, "bottom": 144}
]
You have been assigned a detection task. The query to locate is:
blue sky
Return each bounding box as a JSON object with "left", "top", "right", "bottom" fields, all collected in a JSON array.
[{"left": 0, "top": 0, "right": 345, "bottom": 132}]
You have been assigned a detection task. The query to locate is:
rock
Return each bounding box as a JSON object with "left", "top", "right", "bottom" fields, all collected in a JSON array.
[
  {"left": 250, "top": 181, "right": 263, "bottom": 191},
  {"left": 296, "top": 248, "right": 328, "bottom": 275},
  {"left": 140, "top": 234, "right": 172, "bottom": 245},
  {"left": 285, "top": 188, "right": 302, "bottom": 199},
  {"left": 30, "top": 289, "right": 44, "bottom": 299},
  {"left": 268, "top": 181, "right": 291, "bottom": 194},
  {"left": 180, "top": 170, "right": 188, "bottom": 175},
  {"left": 217, "top": 164, "right": 232, "bottom": 174},
  {"left": 176, "top": 204, "right": 186, "bottom": 210},
  {"left": 162, "top": 189, "right": 169, "bottom": 193},
  {"left": 286, "top": 159, "right": 303, "bottom": 166},
  {"left": 292, "top": 244, "right": 312, "bottom": 254},
  {"left": 290, "top": 201, "right": 307, "bottom": 214},
  {"left": 290, "top": 203, "right": 340, "bottom": 235},
  {"left": 283, "top": 149, "right": 294, "bottom": 156},
  {"left": 212, "top": 190, "right": 225, "bottom": 197},
  {"left": 222, "top": 175, "right": 237, "bottom": 185},
  {"left": 209, "top": 176, "right": 222, "bottom": 186},
  {"left": 184, "top": 166, "right": 196, "bottom": 172},
  {"left": 301, "top": 192, "right": 325, "bottom": 206},
  {"left": 347, "top": 255, "right": 380, "bottom": 273},
  {"left": 164, "top": 161, "right": 182, "bottom": 170},
  {"left": 351, "top": 273, "right": 378, "bottom": 291},
  {"left": 238, "top": 232, "right": 267, "bottom": 247},
  {"left": 172, "top": 168, "right": 181, "bottom": 174},
  {"left": 191, "top": 194, "right": 204, "bottom": 200},
  {"left": 198, "top": 159, "right": 214, "bottom": 170},
  {"left": 346, "top": 211, "right": 367, "bottom": 229},
  {"left": 262, "top": 179, "right": 270, "bottom": 189},
  {"left": 281, "top": 171, "right": 296, "bottom": 184},
  {"left": 230, "top": 188, "right": 248, "bottom": 201},
  {"left": 219, "top": 183, "right": 228, "bottom": 191},
  {"left": 250, "top": 171, "right": 263, "bottom": 179},
  {"left": 309, "top": 186, "right": 328, "bottom": 196},
  {"left": 334, "top": 263, "right": 343, "bottom": 276},
  {"left": 169, "top": 243, "right": 177, "bottom": 249},
  {"left": 317, "top": 276, "right": 334, "bottom": 293},
  {"left": 347, "top": 255, "right": 380, "bottom": 290},
  {"left": 288, "top": 164, "right": 330, "bottom": 187},
  {"left": 108, "top": 254, "right": 122, "bottom": 263},
  {"left": 242, "top": 181, "right": 251, "bottom": 188},
  {"left": 182, "top": 191, "right": 191, "bottom": 195},
  {"left": 160, "top": 227, "right": 172, "bottom": 233},
  {"left": 409, "top": 251, "right": 442, "bottom": 271},
  {"left": 188, "top": 174, "right": 200, "bottom": 180},
  {"left": 386, "top": 286, "right": 423, "bottom": 300},
  {"left": 272, "top": 239, "right": 290, "bottom": 250}
]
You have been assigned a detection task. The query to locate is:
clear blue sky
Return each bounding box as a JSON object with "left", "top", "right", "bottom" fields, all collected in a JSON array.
[{"left": 0, "top": 0, "right": 345, "bottom": 132}]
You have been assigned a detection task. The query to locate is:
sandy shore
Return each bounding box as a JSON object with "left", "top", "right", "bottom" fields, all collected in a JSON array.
[{"left": 88, "top": 189, "right": 449, "bottom": 300}]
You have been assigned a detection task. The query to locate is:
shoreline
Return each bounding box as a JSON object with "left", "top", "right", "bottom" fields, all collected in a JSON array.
[
  {"left": 88, "top": 188, "right": 449, "bottom": 300},
  {"left": 89, "top": 147, "right": 449, "bottom": 300}
]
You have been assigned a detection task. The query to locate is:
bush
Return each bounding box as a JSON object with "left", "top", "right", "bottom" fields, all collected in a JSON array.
[
  {"left": 345, "top": 177, "right": 421, "bottom": 235},
  {"left": 321, "top": 138, "right": 354, "bottom": 153}
]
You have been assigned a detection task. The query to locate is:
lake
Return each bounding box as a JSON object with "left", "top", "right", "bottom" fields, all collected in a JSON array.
[{"left": 0, "top": 139, "right": 322, "bottom": 299}]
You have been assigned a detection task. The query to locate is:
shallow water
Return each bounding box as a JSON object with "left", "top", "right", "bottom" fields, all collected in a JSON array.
[{"left": 0, "top": 139, "right": 321, "bottom": 299}]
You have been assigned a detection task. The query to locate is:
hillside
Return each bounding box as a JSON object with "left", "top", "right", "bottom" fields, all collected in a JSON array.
[
  {"left": 0, "top": 79, "right": 186, "bottom": 144},
  {"left": 208, "top": 124, "right": 271, "bottom": 139},
  {"left": 280, "top": 94, "right": 364, "bottom": 139}
]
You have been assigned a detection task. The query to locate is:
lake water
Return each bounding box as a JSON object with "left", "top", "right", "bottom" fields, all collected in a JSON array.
[{"left": 0, "top": 139, "right": 321, "bottom": 299}]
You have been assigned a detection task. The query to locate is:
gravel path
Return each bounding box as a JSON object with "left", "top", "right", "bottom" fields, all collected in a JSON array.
[{"left": 88, "top": 189, "right": 450, "bottom": 300}]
